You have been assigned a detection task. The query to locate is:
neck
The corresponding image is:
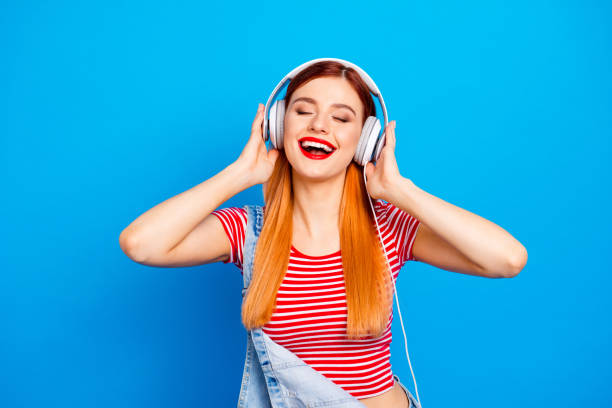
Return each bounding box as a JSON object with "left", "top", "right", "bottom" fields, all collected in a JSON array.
[{"left": 291, "top": 168, "right": 346, "bottom": 238}]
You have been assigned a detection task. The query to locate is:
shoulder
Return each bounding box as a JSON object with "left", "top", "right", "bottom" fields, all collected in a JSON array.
[
  {"left": 376, "top": 199, "right": 416, "bottom": 222},
  {"left": 212, "top": 206, "right": 247, "bottom": 220},
  {"left": 373, "top": 199, "right": 391, "bottom": 217}
]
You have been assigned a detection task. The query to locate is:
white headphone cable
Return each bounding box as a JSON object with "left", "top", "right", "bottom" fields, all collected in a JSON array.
[{"left": 363, "top": 164, "right": 422, "bottom": 407}]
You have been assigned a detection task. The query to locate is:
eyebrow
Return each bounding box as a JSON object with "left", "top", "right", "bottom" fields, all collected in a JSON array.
[{"left": 290, "top": 96, "right": 357, "bottom": 116}]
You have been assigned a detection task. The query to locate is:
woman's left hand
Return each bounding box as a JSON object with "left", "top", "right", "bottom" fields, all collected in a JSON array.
[{"left": 364, "top": 120, "right": 404, "bottom": 201}]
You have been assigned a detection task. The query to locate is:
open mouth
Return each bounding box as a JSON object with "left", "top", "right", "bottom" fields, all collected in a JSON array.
[{"left": 298, "top": 139, "right": 336, "bottom": 160}]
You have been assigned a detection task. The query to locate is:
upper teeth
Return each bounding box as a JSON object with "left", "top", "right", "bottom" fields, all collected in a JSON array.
[{"left": 300, "top": 140, "right": 334, "bottom": 152}]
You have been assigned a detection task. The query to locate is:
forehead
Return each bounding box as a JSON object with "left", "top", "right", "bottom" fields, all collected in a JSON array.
[{"left": 290, "top": 77, "right": 362, "bottom": 112}]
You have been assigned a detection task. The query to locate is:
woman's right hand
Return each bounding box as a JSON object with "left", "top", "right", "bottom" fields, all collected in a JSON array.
[{"left": 234, "top": 103, "right": 280, "bottom": 187}]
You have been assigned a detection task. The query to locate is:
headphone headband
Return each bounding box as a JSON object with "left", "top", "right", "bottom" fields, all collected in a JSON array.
[{"left": 262, "top": 57, "right": 388, "bottom": 143}]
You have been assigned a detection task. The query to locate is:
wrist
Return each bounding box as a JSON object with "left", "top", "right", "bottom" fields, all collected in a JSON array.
[
  {"left": 385, "top": 176, "right": 417, "bottom": 204},
  {"left": 223, "top": 161, "right": 253, "bottom": 191}
]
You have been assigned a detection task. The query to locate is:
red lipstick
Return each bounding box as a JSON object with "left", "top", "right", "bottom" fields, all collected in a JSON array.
[{"left": 297, "top": 136, "right": 336, "bottom": 160}]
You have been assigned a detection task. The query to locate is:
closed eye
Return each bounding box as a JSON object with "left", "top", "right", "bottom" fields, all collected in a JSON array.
[{"left": 296, "top": 111, "right": 349, "bottom": 123}]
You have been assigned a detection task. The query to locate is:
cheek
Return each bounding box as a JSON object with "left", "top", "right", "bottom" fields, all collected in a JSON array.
[
  {"left": 282, "top": 117, "right": 301, "bottom": 150},
  {"left": 283, "top": 115, "right": 300, "bottom": 136},
  {"left": 340, "top": 127, "right": 363, "bottom": 149}
]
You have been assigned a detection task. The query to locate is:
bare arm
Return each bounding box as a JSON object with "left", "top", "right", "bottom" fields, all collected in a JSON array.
[
  {"left": 118, "top": 161, "right": 250, "bottom": 263},
  {"left": 366, "top": 120, "right": 527, "bottom": 279},
  {"left": 119, "top": 103, "right": 279, "bottom": 265}
]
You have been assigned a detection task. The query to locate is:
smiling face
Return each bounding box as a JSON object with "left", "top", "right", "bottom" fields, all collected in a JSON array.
[{"left": 283, "top": 76, "right": 365, "bottom": 182}]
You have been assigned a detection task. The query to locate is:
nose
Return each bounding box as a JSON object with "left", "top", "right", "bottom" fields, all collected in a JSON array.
[{"left": 308, "top": 114, "right": 329, "bottom": 134}]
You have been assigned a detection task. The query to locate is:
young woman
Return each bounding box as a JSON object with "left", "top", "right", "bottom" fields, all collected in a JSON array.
[{"left": 119, "top": 60, "right": 527, "bottom": 408}]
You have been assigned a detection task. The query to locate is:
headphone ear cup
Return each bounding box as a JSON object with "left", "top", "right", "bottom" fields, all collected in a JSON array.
[
  {"left": 354, "top": 116, "right": 381, "bottom": 166},
  {"left": 269, "top": 99, "right": 286, "bottom": 150},
  {"left": 372, "top": 130, "right": 386, "bottom": 163}
]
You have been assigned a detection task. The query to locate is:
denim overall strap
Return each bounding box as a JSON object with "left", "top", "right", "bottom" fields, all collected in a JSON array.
[
  {"left": 237, "top": 205, "right": 366, "bottom": 408},
  {"left": 238, "top": 205, "right": 271, "bottom": 408},
  {"left": 242, "top": 204, "right": 264, "bottom": 296}
]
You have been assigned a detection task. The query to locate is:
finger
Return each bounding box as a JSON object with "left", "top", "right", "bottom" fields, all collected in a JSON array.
[
  {"left": 267, "top": 148, "right": 279, "bottom": 164},
  {"left": 385, "top": 121, "right": 396, "bottom": 151},
  {"left": 365, "top": 162, "right": 375, "bottom": 179},
  {"left": 251, "top": 104, "right": 264, "bottom": 136}
]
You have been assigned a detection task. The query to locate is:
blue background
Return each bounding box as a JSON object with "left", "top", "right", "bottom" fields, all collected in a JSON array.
[{"left": 1, "top": 0, "right": 610, "bottom": 407}]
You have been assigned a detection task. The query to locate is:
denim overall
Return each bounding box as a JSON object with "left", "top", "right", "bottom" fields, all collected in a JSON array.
[{"left": 237, "top": 205, "right": 422, "bottom": 408}]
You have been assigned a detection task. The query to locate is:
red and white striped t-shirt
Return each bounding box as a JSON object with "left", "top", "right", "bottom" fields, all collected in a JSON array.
[{"left": 211, "top": 199, "right": 420, "bottom": 399}]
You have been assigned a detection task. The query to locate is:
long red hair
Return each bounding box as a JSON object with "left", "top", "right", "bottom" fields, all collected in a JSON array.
[{"left": 241, "top": 61, "right": 393, "bottom": 340}]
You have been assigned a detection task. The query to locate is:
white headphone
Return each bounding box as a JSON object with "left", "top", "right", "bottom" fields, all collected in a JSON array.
[
  {"left": 262, "top": 58, "right": 422, "bottom": 407},
  {"left": 262, "top": 57, "right": 389, "bottom": 166}
]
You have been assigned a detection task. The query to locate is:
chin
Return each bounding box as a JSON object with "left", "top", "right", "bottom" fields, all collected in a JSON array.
[{"left": 290, "top": 160, "right": 349, "bottom": 183}]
